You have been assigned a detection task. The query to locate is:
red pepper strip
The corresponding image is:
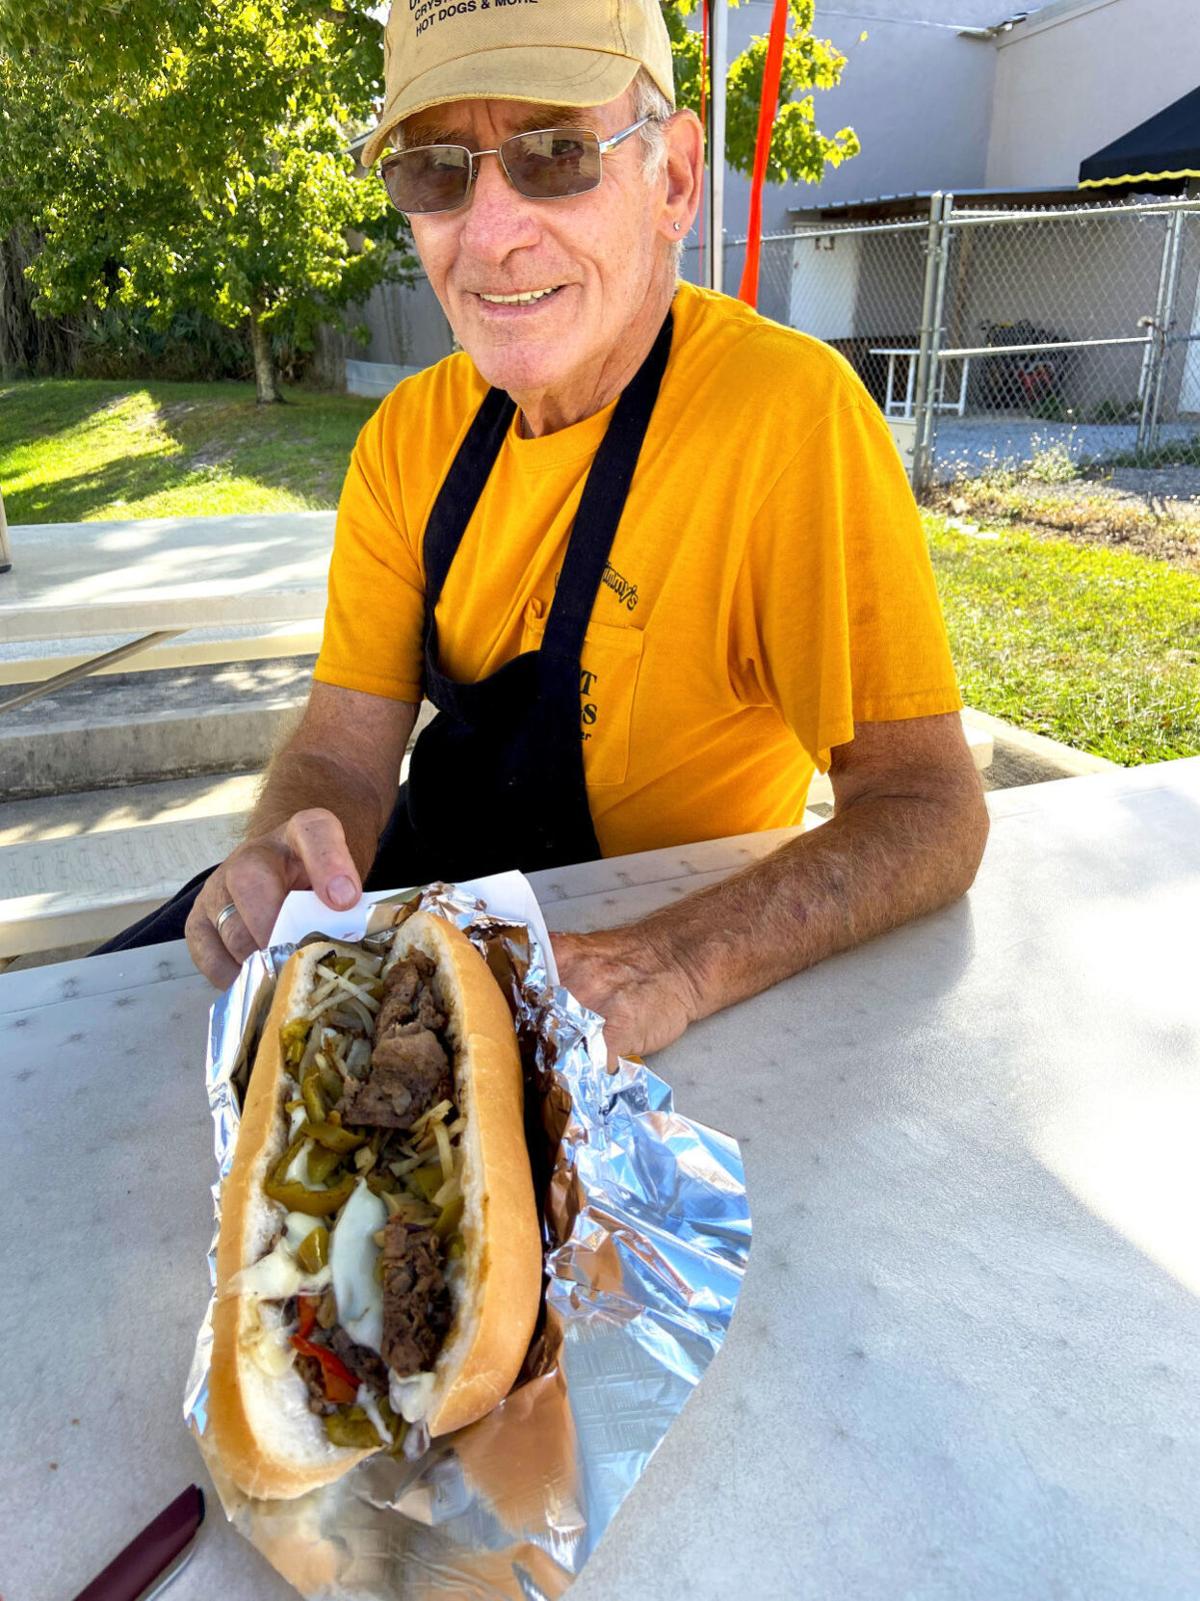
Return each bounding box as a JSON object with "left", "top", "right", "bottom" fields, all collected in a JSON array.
[
  {"left": 296, "top": 1295, "right": 318, "bottom": 1341},
  {"left": 290, "top": 1333, "right": 358, "bottom": 1405}
]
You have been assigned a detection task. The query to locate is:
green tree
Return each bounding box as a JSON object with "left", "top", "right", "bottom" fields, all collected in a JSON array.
[
  {"left": 0, "top": 1, "right": 411, "bottom": 401},
  {"left": 665, "top": 0, "right": 860, "bottom": 184},
  {"left": 0, "top": 0, "right": 854, "bottom": 396}
]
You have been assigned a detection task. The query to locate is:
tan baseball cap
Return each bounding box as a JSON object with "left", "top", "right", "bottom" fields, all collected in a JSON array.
[{"left": 360, "top": 0, "right": 677, "bottom": 169}]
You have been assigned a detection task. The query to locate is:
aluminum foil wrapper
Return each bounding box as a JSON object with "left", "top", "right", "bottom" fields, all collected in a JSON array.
[{"left": 185, "top": 881, "right": 751, "bottom": 1599}]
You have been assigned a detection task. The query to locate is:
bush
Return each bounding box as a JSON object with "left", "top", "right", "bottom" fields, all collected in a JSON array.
[{"left": 73, "top": 305, "right": 255, "bottom": 382}]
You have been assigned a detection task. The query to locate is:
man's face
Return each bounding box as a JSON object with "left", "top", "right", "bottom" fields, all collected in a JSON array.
[{"left": 402, "top": 92, "right": 667, "bottom": 408}]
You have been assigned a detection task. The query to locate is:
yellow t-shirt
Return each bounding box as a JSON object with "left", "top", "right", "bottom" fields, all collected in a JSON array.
[{"left": 316, "top": 281, "right": 962, "bottom": 858}]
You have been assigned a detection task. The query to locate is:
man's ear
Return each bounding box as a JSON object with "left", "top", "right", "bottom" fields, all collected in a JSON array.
[{"left": 659, "top": 109, "right": 704, "bottom": 242}]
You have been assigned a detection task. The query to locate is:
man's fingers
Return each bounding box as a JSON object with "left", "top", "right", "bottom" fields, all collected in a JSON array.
[
  {"left": 185, "top": 894, "right": 242, "bottom": 989},
  {"left": 284, "top": 809, "right": 362, "bottom": 912},
  {"left": 183, "top": 810, "right": 361, "bottom": 988},
  {"left": 224, "top": 843, "right": 295, "bottom": 950}
]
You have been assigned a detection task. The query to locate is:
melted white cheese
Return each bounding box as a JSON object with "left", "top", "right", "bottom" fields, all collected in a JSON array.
[
  {"left": 389, "top": 1370, "right": 436, "bottom": 1424},
  {"left": 330, "top": 1179, "right": 387, "bottom": 1353},
  {"left": 232, "top": 1238, "right": 331, "bottom": 1301}
]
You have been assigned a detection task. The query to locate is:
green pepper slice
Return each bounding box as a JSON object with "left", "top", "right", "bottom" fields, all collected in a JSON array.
[
  {"left": 280, "top": 1018, "right": 312, "bottom": 1066},
  {"left": 318, "top": 1062, "right": 344, "bottom": 1104},
  {"left": 296, "top": 1225, "right": 329, "bottom": 1274},
  {"left": 264, "top": 1156, "right": 356, "bottom": 1216},
  {"left": 434, "top": 1195, "right": 464, "bottom": 1241},
  {"left": 307, "top": 1120, "right": 365, "bottom": 1153},
  {"left": 323, "top": 1406, "right": 382, "bottom": 1449},
  {"left": 407, "top": 1165, "right": 443, "bottom": 1202},
  {"left": 305, "top": 1142, "right": 346, "bottom": 1186},
  {"left": 264, "top": 1172, "right": 355, "bottom": 1216},
  {"left": 301, "top": 1070, "right": 327, "bottom": 1125}
]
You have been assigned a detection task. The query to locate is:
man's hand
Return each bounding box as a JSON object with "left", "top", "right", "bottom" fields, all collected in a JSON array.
[
  {"left": 186, "top": 809, "right": 363, "bottom": 988},
  {"left": 550, "top": 925, "right": 703, "bottom": 1060}
]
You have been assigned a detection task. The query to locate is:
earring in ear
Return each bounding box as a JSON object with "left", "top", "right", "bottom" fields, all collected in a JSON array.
[{"left": 673, "top": 222, "right": 682, "bottom": 232}]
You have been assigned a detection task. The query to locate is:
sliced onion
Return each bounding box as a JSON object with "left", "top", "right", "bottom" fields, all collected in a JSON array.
[
  {"left": 345, "top": 1038, "right": 372, "bottom": 1078},
  {"left": 434, "top": 1119, "right": 454, "bottom": 1186},
  {"left": 411, "top": 1099, "right": 453, "bottom": 1133},
  {"left": 333, "top": 973, "right": 381, "bottom": 1012}
]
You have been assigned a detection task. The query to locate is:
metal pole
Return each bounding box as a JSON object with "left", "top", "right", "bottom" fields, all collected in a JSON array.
[
  {"left": 0, "top": 629, "right": 185, "bottom": 717},
  {"left": 708, "top": 0, "right": 728, "bottom": 294},
  {"left": 938, "top": 333, "right": 1153, "bottom": 360},
  {"left": 947, "top": 197, "right": 1200, "bottom": 227},
  {"left": 919, "top": 193, "right": 955, "bottom": 489},
  {"left": 0, "top": 487, "right": 11, "bottom": 576},
  {"left": 910, "top": 193, "right": 945, "bottom": 497},
  {"left": 1148, "top": 208, "right": 1185, "bottom": 451},
  {"left": 1137, "top": 213, "right": 1176, "bottom": 454}
]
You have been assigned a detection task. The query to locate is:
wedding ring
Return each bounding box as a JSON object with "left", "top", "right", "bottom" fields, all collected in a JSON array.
[{"left": 215, "top": 902, "right": 239, "bottom": 936}]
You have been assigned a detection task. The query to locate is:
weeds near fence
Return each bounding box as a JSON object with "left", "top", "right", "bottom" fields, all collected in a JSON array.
[{"left": 1092, "top": 435, "right": 1200, "bottom": 470}]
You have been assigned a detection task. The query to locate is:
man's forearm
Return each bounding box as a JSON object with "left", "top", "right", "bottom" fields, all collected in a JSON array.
[
  {"left": 552, "top": 776, "right": 989, "bottom": 1056},
  {"left": 644, "top": 785, "right": 988, "bottom": 1024},
  {"left": 245, "top": 747, "right": 391, "bottom": 879}
]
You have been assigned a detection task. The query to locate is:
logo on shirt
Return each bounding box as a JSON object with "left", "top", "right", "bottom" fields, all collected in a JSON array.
[
  {"left": 601, "top": 562, "right": 639, "bottom": 611},
  {"left": 580, "top": 668, "right": 598, "bottom": 740}
]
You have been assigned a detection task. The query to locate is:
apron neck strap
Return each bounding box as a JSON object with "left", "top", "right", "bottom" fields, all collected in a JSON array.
[
  {"left": 541, "top": 309, "right": 674, "bottom": 661},
  {"left": 423, "top": 384, "right": 516, "bottom": 608}
]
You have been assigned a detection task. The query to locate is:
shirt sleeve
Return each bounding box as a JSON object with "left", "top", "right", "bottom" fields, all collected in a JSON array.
[
  {"left": 314, "top": 424, "right": 427, "bottom": 704},
  {"left": 730, "top": 396, "right": 963, "bottom": 769}
]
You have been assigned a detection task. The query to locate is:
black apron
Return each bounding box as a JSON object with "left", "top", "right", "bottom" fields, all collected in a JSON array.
[
  {"left": 93, "top": 311, "right": 672, "bottom": 954},
  {"left": 366, "top": 308, "right": 674, "bottom": 889}
]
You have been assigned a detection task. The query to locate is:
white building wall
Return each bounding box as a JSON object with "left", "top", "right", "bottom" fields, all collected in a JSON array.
[
  {"left": 713, "top": 0, "right": 1000, "bottom": 239},
  {"left": 986, "top": 0, "right": 1200, "bottom": 189}
]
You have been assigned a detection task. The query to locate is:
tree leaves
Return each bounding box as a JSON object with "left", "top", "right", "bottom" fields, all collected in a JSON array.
[
  {"left": 663, "top": 0, "right": 860, "bottom": 183},
  {"left": 0, "top": 0, "right": 411, "bottom": 364}
]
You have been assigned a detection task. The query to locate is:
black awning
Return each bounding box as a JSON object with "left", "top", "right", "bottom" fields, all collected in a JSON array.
[{"left": 1079, "top": 86, "right": 1200, "bottom": 189}]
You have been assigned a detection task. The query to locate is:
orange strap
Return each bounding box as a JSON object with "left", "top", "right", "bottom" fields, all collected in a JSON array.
[{"left": 737, "top": 0, "right": 789, "bottom": 307}]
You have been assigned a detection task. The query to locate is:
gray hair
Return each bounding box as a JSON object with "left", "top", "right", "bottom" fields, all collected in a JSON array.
[{"left": 629, "top": 67, "right": 674, "bottom": 182}]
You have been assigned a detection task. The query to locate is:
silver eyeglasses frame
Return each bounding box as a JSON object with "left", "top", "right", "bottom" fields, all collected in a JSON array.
[{"left": 380, "top": 115, "right": 655, "bottom": 216}]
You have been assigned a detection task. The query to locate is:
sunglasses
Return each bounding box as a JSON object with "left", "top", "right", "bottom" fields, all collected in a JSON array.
[{"left": 379, "top": 116, "right": 654, "bottom": 216}]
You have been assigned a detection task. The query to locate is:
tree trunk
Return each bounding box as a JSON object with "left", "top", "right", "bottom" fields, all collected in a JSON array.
[{"left": 249, "top": 309, "right": 282, "bottom": 404}]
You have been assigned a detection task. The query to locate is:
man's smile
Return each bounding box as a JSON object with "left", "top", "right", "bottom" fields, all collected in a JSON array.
[{"left": 476, "top": 286, "right": 565, "bottom": 304}]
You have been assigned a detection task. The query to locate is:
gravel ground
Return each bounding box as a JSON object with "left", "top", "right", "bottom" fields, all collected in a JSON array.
[{"left": 931, "top": 417, "right": 1199, "bottom": 478}]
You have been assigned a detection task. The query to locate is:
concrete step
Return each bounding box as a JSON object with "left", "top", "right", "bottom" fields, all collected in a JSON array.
[
  {"left": 0, "top": 656, "right": 312, "bottom": 799},
  {"left": 0, "top": 707, "right": 1016, "bottom": 969},
  {"left": 0, "top": 772, "right": 262, "bottom": 960}
]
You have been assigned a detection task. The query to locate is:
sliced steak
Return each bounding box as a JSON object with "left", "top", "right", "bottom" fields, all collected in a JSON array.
[
  {"left": 336, "top": 952, "right": 453, "bottom": 1130},
  {"left": 294, "top": 1352, "right": 339, "bottom": 1416},
  {"left": 376, "top": 954, "right": 445, "bottom": 1037},
  {"left": 338, "top": 1028, "right": 450, "bottom": 1128},
  {"left": 327, "top": 1326, "right": 390, "bottom": 1396},
  {"left": 380, "top": 1219, "right": 451, "bottom": 1376}
]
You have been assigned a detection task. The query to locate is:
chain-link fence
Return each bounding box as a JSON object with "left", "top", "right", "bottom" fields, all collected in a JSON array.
[{"left": 773, "top": 194, "right": 1200, "bottom": 490}]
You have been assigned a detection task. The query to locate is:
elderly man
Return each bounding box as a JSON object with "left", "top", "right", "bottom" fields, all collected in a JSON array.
[{"left": 101, "top": 0, "right": 988, "bottom": 1056}]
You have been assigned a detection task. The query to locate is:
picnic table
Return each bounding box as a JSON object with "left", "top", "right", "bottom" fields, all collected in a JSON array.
[
  {"left": 4, "top": 758, "right": 1199, "bottom": 1599},
  {"left": 0, "top": 511, "right": 333, "bottom": 707}
]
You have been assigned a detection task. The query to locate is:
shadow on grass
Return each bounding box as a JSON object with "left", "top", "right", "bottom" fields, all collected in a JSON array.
[{"left": 0, "top": 378, "right": 379, "bottom": 524}]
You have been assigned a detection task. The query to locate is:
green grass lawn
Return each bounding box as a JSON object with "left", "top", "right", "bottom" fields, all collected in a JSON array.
[
  {"left": 927, "top": 516, "right": 1200, "bottom": 765},
  {"left": 2, "top": 380, "right": 1197, "bottom": 767},
  {"left": 0, "top": 378, "right": 378, "bottom": 523}
]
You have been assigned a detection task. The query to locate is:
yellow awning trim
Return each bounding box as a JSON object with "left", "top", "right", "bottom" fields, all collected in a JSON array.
[{"left": 1079, "top": 167, "right": 1200, "bottom": 188}]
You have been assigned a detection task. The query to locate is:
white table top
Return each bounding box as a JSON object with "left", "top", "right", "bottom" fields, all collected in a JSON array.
[
  {"left": 0, "top": 512, "right": 334, "bottom": 643},
  {"left": 3, "top": 759, "right": 1199, "bottom": 1599}
]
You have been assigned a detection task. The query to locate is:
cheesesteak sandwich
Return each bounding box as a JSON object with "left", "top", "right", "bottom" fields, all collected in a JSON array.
[{"left": 208, "top": 910, "right": 542, "bottom": 1500}]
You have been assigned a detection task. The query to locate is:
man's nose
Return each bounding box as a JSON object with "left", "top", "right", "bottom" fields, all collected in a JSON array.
[{"left": 457, "top": 150, "right": 541, "bottom": 259}]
